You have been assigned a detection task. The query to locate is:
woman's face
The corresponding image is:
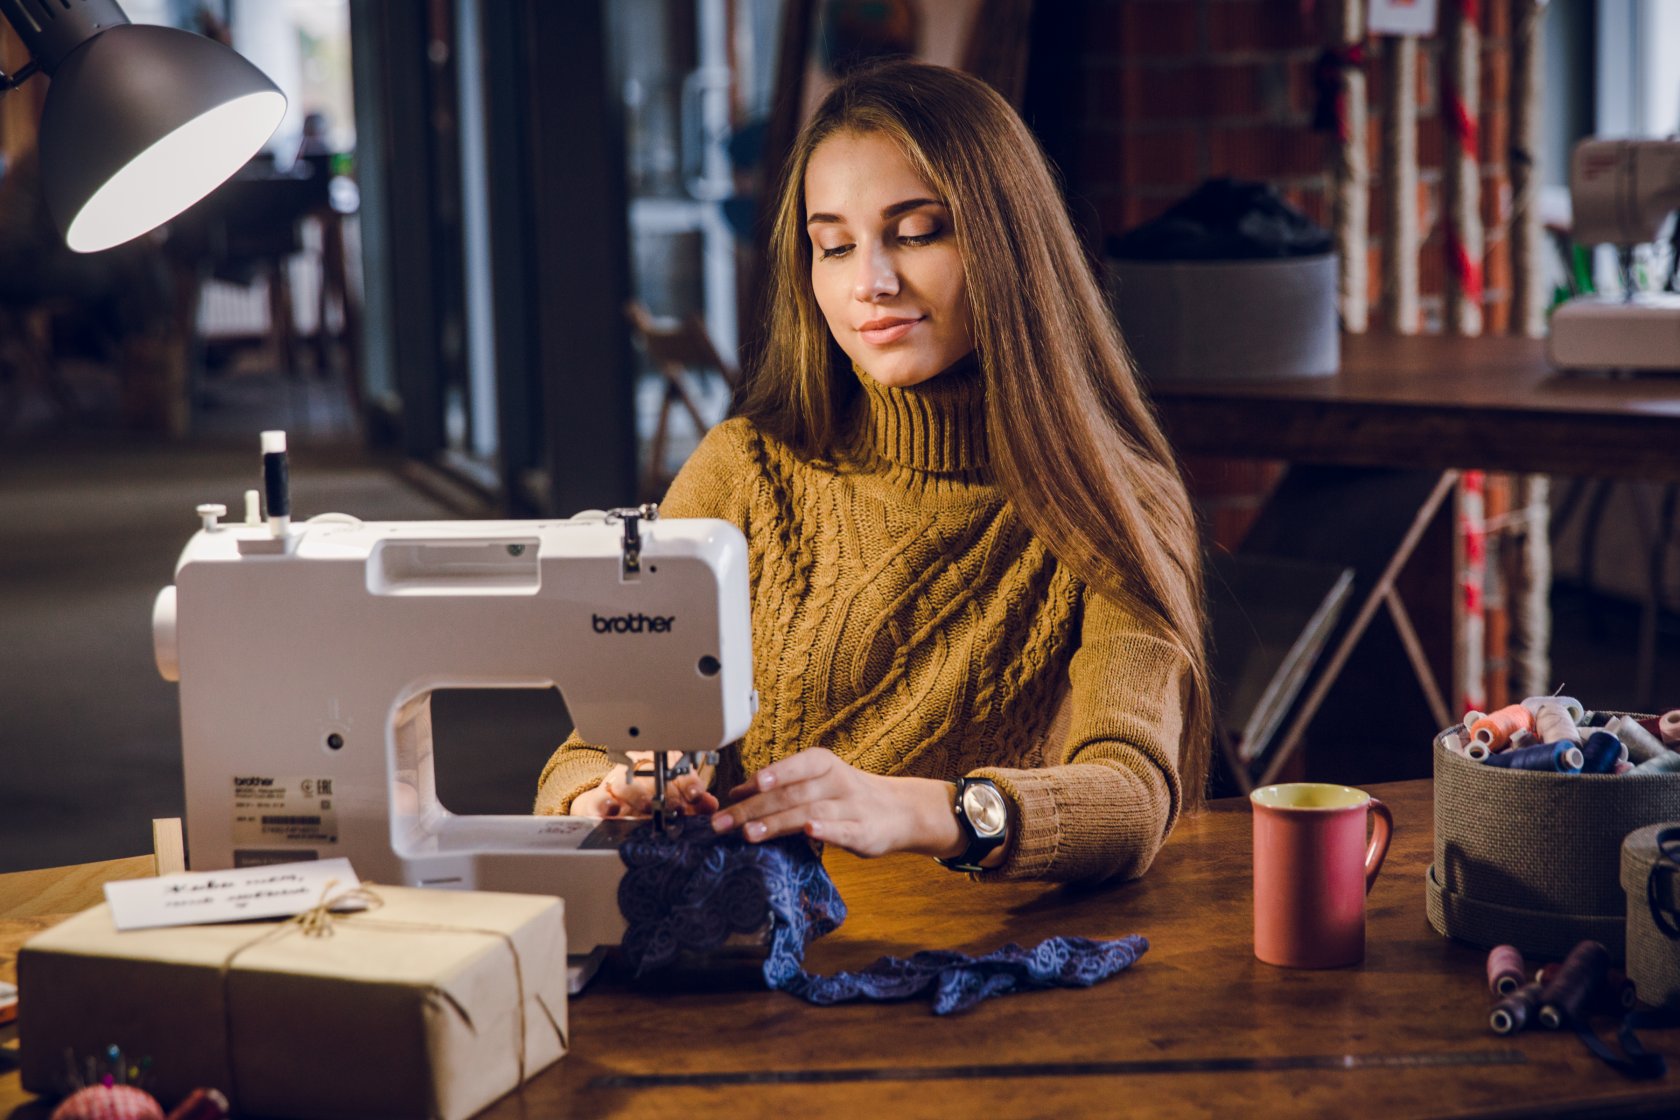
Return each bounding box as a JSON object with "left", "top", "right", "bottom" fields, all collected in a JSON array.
[{"left": 804, "top": 130, "right": 973, "bottom": 389}]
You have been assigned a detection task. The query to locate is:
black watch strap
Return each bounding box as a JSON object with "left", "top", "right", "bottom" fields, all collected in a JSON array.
[{"left": 937, "top": 778, "right": 1008, "bottom": 873}]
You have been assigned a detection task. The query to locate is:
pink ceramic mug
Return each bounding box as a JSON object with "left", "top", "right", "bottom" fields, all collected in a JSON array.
[{"left": 1251, "top": 783, "right": 1393, "bottom": 968}]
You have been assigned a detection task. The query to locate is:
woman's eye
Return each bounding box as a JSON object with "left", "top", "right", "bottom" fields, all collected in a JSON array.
[
  {"left": 898, "top": 223, "right": 942, "bottom": 245},
  {"left": 817, "top": 243, "right": 853, "bottom": 260}
]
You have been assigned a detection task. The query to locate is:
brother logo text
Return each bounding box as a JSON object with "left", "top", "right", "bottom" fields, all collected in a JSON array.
[{"left": 592, "top": 613, "right": 675, "bottom": 634}]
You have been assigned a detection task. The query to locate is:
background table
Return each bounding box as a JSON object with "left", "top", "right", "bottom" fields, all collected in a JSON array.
[
  {"left": 1150, "top": 333, "right": 1680, "bottom": 480},
  {"left": 2, "top": 781, "right": 1676, "bottom": 1119}
]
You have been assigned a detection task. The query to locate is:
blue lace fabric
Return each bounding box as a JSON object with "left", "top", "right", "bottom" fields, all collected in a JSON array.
[{"left": 617, "top": 817, "right": 1149, "bottom": 1015}]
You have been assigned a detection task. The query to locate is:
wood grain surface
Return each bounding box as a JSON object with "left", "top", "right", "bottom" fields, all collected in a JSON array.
[
  {"left": 2, "top": 784, "right": 1676, "bottom": 1120},
  {"left": 1150, "top": 333, "right": 1680, "bottom": 479}
]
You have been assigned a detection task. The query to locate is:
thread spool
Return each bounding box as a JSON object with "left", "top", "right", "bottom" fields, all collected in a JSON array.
[
  {"left": 1613, "top": 760, "right": 1635, "bottom": 775},
  {"left": 1608, "top": 715, "right": 1669, "bottom": 765},
  {"left": 1509, "top": 728, "right": 1540, "bottom": 751},
  {"left": 1660, "top": 710, "right": 1680, "bottom": 746},
  {"left": 164, "top": 1088, "right": 230, "bottom": 1120},
  {"left": 1486, "top": 944, "right": 1525, "bottom": 996},
  {"left": 1482, "top": 741, "right": 1583, "bottom": 773},
  {"left": 1631, "top": 750, "right": 1680, "bottom": 775},
  {"left": 1579, "top": 731, "right": 1626, "bottom": 774},
  {"left": 1605, "top": 972, "right": 1638, "bottom": 1013},
  {"left": 1522, "top": 695, "right": 1585, "bottom": 724},
  {"left": 1465, "top": 742, "right": 1491, "bottom": 762},
  {"left": 1434, "top": 724, "right": 1469, "bottom": 756},
  {"left": 1528, "top": 699, "right": 1582, "bottom": 744},
  {"left": 1538, "top": 940, "right": 1610, "bottom": 1029},
  {"left": 1489, "top": 982, "right": 1543, "bottom": 1035},
  {"left": 1537, "top": 964, "right": 1636, "bottom": 1014},
  {"left": 1471, "top": 705, "right": 1535, "bottom": 751}
]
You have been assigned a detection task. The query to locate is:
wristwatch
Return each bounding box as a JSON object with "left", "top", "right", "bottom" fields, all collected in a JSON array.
[{"left": 937, "top": 778, "right": 1010, "bottom": 872}]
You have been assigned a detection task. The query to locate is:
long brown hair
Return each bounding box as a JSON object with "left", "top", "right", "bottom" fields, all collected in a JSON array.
[{"left": 738, "top": 61, "right": 1212, "bottom": 806}]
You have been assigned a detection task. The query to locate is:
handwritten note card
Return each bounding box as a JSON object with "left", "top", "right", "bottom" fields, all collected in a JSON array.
[{"left": 104, "top": 858, "right": 367, "bottom": 931}]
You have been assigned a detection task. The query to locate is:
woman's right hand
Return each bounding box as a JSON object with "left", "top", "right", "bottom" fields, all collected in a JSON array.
[{"left": 570, "top": 752, "right": 719, "bottom": 818}]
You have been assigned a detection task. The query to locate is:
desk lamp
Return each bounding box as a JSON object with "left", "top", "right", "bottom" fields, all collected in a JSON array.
[{"left": 0, "top": 0, "right": 286, "bottom": 252}]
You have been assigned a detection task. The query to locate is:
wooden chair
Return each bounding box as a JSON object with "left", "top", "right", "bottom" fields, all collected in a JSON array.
[
  {"left": 0, "top": 299, "right": 82, "bottom": 431},
  {"left": 624, "top": 301, "right": 737, "bottom": 489}
]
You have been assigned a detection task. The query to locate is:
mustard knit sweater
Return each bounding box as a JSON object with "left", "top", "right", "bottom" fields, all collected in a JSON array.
[{"left": 535, "top": 361, "right": 1190, "bottom": 883}]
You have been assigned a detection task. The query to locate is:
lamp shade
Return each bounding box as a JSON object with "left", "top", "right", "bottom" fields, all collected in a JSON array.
[{"left": 38, "top": 23, "right": 286, "bottom": 253}]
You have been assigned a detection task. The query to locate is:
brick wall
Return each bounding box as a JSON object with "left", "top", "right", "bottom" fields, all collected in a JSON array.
[{"left": 1040, "top": 0, "right": 1517, "bottom": 548}]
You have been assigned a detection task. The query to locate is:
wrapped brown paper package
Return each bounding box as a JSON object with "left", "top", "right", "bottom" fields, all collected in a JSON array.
[{"left": 18, "top": 886, "right": 568, "bottom": 1120}]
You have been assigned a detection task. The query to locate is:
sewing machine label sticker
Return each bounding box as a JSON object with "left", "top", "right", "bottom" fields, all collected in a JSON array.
[
  {"left": 232, "top": 775, "right": 340, "bottom": 850},
  {"left": 105, "top": 857, "right": 367, "bottom": 931}
]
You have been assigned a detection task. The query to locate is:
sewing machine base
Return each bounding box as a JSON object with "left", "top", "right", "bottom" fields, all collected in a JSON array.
[{"left": 1548, "top": 293, "right": 1680, "bottom": 373}]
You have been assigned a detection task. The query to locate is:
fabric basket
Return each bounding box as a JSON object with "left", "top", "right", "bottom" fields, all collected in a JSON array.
[
  {"left": 1426, "top": 736, "right": 1680, "bottom": 963},
  {"left": 1621, "top": 822, "right": 1680, "bottom": 1010}
]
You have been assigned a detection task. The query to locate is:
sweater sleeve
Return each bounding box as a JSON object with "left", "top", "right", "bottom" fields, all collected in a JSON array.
[
  {"left": 533, "top": 419, "right": 757, "bottom": 815},
  {"left": 968, "top": 585, "right": 1189, "bottom": 883}
]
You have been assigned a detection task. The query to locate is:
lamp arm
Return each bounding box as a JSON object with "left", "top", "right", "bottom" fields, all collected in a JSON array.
[{"left": 0, "top": 59, "right": 39, "bottom": 93}]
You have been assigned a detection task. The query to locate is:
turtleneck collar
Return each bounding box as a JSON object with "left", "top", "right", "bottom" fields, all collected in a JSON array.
[{"left": 849, "top": 355, "right": 989, "bottom": 475}]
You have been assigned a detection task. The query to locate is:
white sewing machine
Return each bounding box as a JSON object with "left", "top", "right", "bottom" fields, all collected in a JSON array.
[
  {"left": 152, "top": 433, "right": 755, "bottom": 953},
  {"left": 1548, "top": 138, "right": 1680, "bottom": 372}
]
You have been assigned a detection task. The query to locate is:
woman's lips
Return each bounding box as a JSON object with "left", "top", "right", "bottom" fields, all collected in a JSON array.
[{"left": 858, "top": 316, "right": 922, "bottom": 346}]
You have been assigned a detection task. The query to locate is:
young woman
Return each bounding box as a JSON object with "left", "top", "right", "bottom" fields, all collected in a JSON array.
[{"left": 536, "top": 60, "right": 1209, "bottom": 883}]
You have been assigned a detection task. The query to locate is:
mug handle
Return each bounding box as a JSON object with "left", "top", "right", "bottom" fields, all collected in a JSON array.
[{"left": 1364, "top": 796, "right": 1394, "bottom": 893}]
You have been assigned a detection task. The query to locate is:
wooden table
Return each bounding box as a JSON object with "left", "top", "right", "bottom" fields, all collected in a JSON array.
[
  {"left": 3, "top": 781, "right": 1676, "bottom": 1119},
  {"left": 1150, "top": 333, "right": 1680, "bottom": 480}
]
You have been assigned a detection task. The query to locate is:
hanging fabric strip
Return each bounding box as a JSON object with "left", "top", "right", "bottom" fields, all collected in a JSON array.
[{"left": 1441, "top": 0, "right": 1484, "bottom": 334}]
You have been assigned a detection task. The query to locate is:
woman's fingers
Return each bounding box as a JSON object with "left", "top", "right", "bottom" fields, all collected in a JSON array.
[
  {"left": 603, "top": 765, "right": 651, "bottom": 812},
  {"left": 605, "top": 765, "right": 718, "bottom": 816},
  {"left": 725, "top": 747, "right": 837, "bottom": 801},
  {"left": 713, "top": 770, "right": 837, "bottom": 833},
  {"left": 735, "top": 799, "right": 847, "bottom": 844}
]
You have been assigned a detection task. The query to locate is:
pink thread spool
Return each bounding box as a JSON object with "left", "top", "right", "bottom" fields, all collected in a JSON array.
[
  {"left": 1471, "top": 705, "right": 1535, "bottom": 751},
  {"left": 1660, "top": 710, "right": 1680, "bottom": 746},
  {"left": 1486, "top": 944, "right": 1525, "bottom": 996},
  {"left": 164, "top": 1089, "right": 230, "bottom": 1120}
]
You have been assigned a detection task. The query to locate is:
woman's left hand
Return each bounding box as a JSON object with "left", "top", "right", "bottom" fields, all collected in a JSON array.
[{"left": 710, "top": 747, "right": 964, "bottom": 859}]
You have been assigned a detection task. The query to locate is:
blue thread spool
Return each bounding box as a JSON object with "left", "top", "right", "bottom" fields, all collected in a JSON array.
[
  {"left": 1482, "top": 741, "right": 1584, "bottom": 773},
  {"left": 1579, "top": 731, "right": 1625, "bottom": 774}
]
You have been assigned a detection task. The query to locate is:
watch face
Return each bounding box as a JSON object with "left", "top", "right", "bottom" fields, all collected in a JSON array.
[{"left": 962, "top": 783, "right": 1008, "bottom": 838}]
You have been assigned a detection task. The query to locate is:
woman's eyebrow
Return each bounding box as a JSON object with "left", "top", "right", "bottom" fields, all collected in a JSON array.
[{"left": 806, "top": 197, "right": 944, "bottom": 225}]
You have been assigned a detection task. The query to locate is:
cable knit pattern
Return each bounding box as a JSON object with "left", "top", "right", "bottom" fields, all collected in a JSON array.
[{"left": 535, "top": 360, "right": 1189, "bottom": 883}]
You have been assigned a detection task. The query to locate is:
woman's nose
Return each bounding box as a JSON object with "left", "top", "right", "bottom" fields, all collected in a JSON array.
[{"left": 852, "top": 244, "right": 899, "bottom": 301}]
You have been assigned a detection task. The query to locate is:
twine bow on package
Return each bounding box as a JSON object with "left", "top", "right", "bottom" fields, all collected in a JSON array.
[{"left": 19, "top": 886, "right": 569, "bottom": 1119}]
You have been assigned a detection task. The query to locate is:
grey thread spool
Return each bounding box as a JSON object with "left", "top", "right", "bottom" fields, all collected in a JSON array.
[
  {"left": 1632, "top": 751, "right": 1680, "bottom": 775},
  {"left": 1608, "top": 715, "right": 1669, "bottom": 765}
]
